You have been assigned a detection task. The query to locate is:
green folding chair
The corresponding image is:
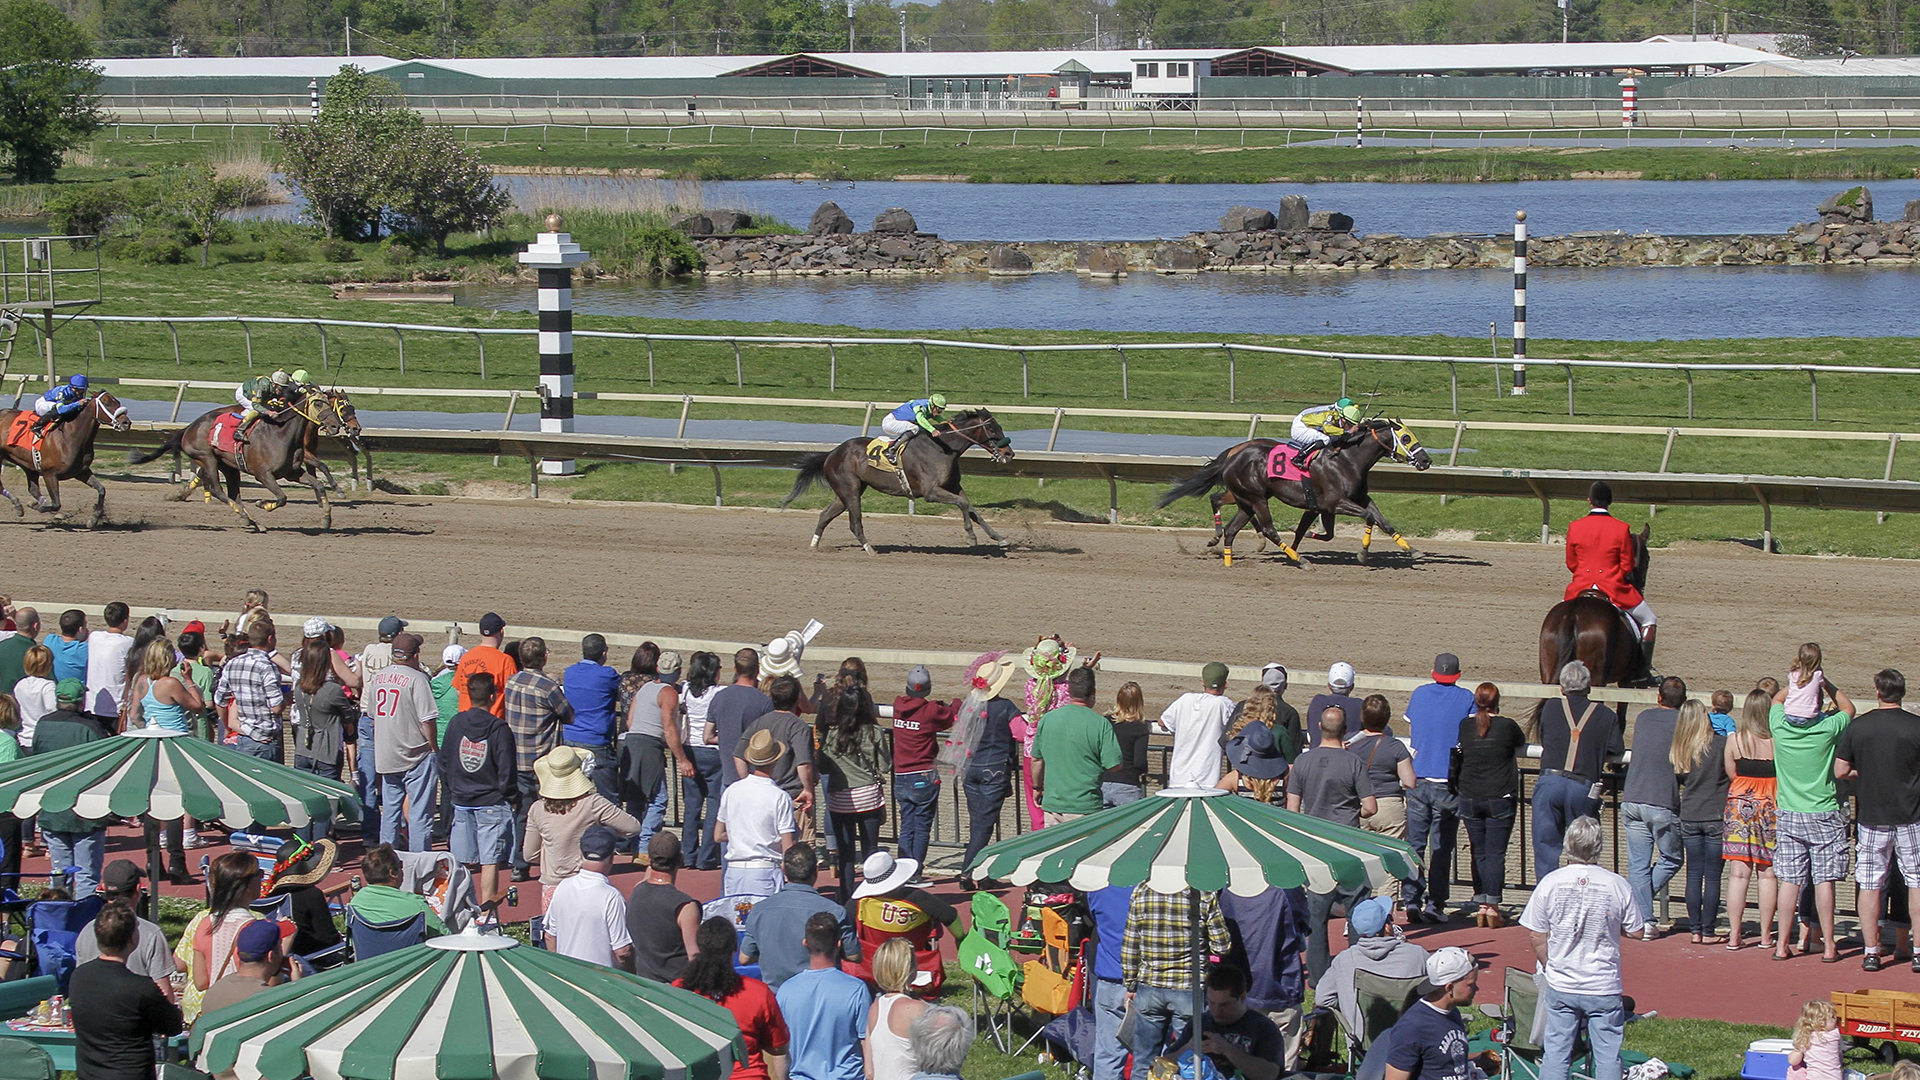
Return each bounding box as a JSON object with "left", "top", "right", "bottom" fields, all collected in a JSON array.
[
  {"left": 961, "top": 891, "right": 1023, "bottom": 1053},
  {"left": 0, "top": 1036, "right": 56, "bottom": 1080},
  {"left": 1340, "top": 970, "right": 1427, "bottom": 1066}
]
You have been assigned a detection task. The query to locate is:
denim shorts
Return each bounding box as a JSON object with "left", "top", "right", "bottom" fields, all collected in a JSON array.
[{"left": 452, "top": 804, "right": 513, "bottom": 866}]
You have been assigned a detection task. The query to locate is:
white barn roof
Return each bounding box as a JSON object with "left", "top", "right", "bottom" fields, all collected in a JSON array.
[
  {"left": 421, "top": 56, "right": 785, "bottom": 80},
  {"left": 1275, "top": 41, "right": 1779, "bottom": 74},
  {"left": 1713, "top": 55, "right": 1920, "bottom": 75},
  {"left": 733, "top": 49, "right": 1238, "bottom": 79},
  {"left": 92, "top": 56, "right": 402, "bottom": 78}
]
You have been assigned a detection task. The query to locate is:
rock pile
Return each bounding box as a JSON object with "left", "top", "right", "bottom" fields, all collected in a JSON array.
[
  {"left": 671, "top": 209, "right": 756, "bottom": 236},
  {"left": 1816, "top": 186, "right": 1873, "bottom": 225}
]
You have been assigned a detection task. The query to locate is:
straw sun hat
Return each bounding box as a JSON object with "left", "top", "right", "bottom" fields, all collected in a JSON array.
[{"left": 535, "top": 746, "right": 597, "bottom": 800}]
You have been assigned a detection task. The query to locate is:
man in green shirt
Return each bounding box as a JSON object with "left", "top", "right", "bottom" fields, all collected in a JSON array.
[
  {"left": 0, "top": 607, "right": 38, "bottom": 695},
  {"left": 347, "top": 844, "right": 449, "bottom": 937},
  {"left": 1768, "top": 684, "right": 1855, "bottom": 963},
  {"left": 1031, "top": 667, "right": 1121, "bottom": 825}
]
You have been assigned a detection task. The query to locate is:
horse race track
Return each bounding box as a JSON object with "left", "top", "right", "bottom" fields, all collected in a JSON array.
[{"left": 13, "top": 482, "right": 1920, "bottom": 694}]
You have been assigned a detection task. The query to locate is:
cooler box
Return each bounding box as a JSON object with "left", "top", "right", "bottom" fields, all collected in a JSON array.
[{"left": 1742, "top": 1038, "right": 1794, "bottom": 1080}]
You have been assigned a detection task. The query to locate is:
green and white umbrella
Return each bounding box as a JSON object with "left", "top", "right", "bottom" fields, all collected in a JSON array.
[
  {"left": 192, "top": 930, "right": 748, "bottom": 1080},
  {"left": 969, "top": 786, "right": 1418, "bottom": 895},
  {"left": 0, "top": 727, "right": 360, "bottom": 829}
]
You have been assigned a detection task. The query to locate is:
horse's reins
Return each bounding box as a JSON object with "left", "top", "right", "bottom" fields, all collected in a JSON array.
[
  {"left": 940, "top": 416, "right": 1008, "bottom": 459},
  {"left": 92, "top": 394, "right": 129, "bottom": 429}
]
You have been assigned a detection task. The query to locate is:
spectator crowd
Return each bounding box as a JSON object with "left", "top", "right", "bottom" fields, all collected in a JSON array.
[{"left": 0, "top": 591, "right": 1912, "bottom": 1080}]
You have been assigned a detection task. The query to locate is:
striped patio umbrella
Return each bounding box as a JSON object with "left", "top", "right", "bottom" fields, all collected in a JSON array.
[
  {"left": 969, "top": 786, "right": 1418, "bottom": 895},
  {"left": 192, "top": 930, "right": 748, "bottom": 1080},
  {"left": 0, "top": 727, "right": 359, "bottom": 829}
]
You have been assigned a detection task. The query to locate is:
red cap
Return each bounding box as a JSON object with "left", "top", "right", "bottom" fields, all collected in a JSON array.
[{"left": 182, "top": 620, "right": 207, "bottom": 635}]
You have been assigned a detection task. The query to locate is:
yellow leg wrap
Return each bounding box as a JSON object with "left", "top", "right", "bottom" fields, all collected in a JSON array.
[
  {"left": 1222, "top": 548, "right": 1232, "bottom": 567},
  {"left": 1394, "top": 534, "right": 1411, "bottom": 551},
  {"left": 1282, "top": 545, "right": 1301, "bottom": 562},
  {"left": 1362, "top": 525, "right": 1374, "bottom": 549}
]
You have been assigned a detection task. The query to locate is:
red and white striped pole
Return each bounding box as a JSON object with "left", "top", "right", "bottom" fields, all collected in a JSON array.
[{"left": 1620, "top": 77, "right": 1638, "bottom": 128}]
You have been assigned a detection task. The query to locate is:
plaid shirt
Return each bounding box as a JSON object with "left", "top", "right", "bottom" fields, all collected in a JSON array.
[
  {"left": 504, "top": 668, "right": 566, "bottom": 772},
  {"left": 1121, "top": 887, "right": 1230, "bottom": 992},
  {"left": 214, "top": 648, "right": 287, "bottom": 743}
]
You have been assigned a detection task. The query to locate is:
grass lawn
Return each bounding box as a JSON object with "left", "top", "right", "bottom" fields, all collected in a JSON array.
[
  {"left": 15, "top": 228, "right": 1920, "bottom": 556},
  {"left": 66, "top": 124, "right": 1920, "bottom": 185}
]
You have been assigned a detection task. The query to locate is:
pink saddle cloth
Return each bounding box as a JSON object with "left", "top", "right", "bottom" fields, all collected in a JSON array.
[{"left": 1267, "top": 444, "right": 1318, "bottom": 482}]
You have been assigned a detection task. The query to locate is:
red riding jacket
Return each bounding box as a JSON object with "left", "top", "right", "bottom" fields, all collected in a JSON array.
[{"left": 1564, "top": 509, "right": 1643, "bottom": 608}]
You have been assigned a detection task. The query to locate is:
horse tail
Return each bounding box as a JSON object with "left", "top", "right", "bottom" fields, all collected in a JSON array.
[
  {"left": 128, "top": 428, "right": 183, "bottom": 466},
  {"left": 781, "top": 452, "right": 829, "bottom": 507},
  {"left": 1154, "top": 447, "right": 1234, "bottom": 510}
]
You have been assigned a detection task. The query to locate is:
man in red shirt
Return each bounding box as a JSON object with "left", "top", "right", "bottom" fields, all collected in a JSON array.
[
  {"left": 1564, "top": 481, "right": 1657, "bottom": 675},
  {"left": 892, "top": 665, "right": 956, "bottom": 875}
]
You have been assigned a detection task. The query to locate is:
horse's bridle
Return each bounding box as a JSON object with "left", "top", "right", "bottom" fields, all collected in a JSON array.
[
  {"left": 91, "top": 393, "right": 131, "bottom": 431},
  {"left": 1367, "top": 422, "right": 1423, "bottom": 464},
  {"left": 291, "top": 392, "right": 346, "bottom": 437},
  {"left": 939, "top": 415, "right": 1014, "bottom": 463}
]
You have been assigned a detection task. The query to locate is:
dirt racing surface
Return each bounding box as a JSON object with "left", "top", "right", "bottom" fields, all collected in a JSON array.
[{"left": 8, "top": 482, "right": 1920, "bottom": 699}]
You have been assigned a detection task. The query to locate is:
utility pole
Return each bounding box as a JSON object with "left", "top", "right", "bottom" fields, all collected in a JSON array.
[
  {"left": 848, "top": 0, "right": 857, "bottom": 51},
  {"left": 344, "top": 17, "right": 352, "bottom": 56},
  {"left": 1558, "top": 0, "right": 1568, "bottom": 42},
  {"left": 900, "top": 9, "right": 907, "bottom": 50},
  {"left": 1093, "top": 10, "right": 1101, "bottom": 47},
  {"left": 1690, "top": 0, "right": 1697, "bottom": 39}
]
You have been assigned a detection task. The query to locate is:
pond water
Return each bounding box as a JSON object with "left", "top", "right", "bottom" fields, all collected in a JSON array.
[{"left": 462, "top": 263, "right": 1920, "bottom": 341}]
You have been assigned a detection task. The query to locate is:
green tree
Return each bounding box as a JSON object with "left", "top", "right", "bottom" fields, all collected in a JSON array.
[
  {"left": 102, "top": 0, "right": 172, "bottom": 54},
  {"left": 0, "top": 0, "right": 103, "bottom": 185},
  {"left": 383, "top": 126, "right": 510, "bottom": 256},
  {"left": 174, "top": 160, "right": 248, "bottom": 268},
  {"left": 276, "top": 66, "right": 423, "bottom": 240}
]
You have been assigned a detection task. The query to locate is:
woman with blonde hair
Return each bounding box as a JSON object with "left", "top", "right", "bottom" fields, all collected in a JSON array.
[
  {"left": 1101, "top": 682, "right": 1151, "bottom": 807},
  {"left": 127, "top": 637, "right": 204, "bottom": 882},
  {"left": 1723, "top": 689, "right": 1779, "bottom": 951},
  {"left": 864, "top": 938, "right": 929, "bottom": 1080},
  {"left": 1671, "top": 699, "right": 1730, "bottom": 943},
  {"left": 12, "top": 645, "right": 55, "bottom": 744}
]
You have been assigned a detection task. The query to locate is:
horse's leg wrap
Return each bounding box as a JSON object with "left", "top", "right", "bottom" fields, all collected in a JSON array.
[
  {"left": 1362, "top": 525, "right": 1374, "bottom": 549},
  {"left": 1393, "top": 533, "right": 1411, "bottom": 551},
  {"left": 1222, "top": 547, "right": 1232, "bottom": 567},
  {"left": 809, "top": 534, "right": 821, "bottom": 549}
]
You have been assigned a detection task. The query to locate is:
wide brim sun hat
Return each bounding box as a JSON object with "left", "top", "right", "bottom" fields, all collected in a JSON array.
[
  {"left": 534, "top": 746, "right": 596, "bottom": 800},
  {"left": 763, "top": 632, "right": 803, "bottom": 678},
  {"left": 854, "top": 851, "right": 920, "bottom": 899},
  {"left": 966, "top": 650, "right": 1020, "bottom": 698},
  {"left": 1227, "top": 723, "right": 1290, "bottom": 780},
  {"left": 1022, "top": 638, "right": 1078, "bottom": 681},
  {"left": 271, "top": 837, "right": 339, "bottom": 889}
]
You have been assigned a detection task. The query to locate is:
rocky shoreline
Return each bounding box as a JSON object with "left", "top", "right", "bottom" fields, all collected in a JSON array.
[{"left": 682, "top": 189, "right": 1920, "bottom": 277}]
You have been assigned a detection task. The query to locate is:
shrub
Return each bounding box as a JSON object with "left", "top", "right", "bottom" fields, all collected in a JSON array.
[
  {"left": 265, "top": 236, "right": 309, "bottom": 263},
  {"left": 629, "top": 226, "right": 703, "bottom": 276},
  {"left": 43, "top": 185, "right": 116, "bottom": 241},
  {"left": 319, "top": 237, "right": 358, "bottom": 263},
  {"left": 381, "top": 238, "right": 417, "bottom": 265},
  {"left": 691, "top": 156, "right": 734, "bottom": 181},
  {"left": 125, "top": 233, "right": 186, "bottom": 264}
]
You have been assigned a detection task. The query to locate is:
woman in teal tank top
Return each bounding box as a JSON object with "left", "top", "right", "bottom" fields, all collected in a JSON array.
[{"left": 129, "top": 639, "right": 203, "bottom": 734}]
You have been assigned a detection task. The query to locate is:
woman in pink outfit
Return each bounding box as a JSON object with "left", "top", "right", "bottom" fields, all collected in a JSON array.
[{"left": 1016, "top": 636, "right": 1092, "bottom": 831}]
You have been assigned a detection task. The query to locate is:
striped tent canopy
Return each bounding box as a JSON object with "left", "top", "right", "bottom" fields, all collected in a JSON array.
[
  {"left": 193, "top": 930, "right": 748, "bottom": 1080},
  {"left": 969, "top": 787, "right": 1419, "bottom": 895},
  {"left": 0, "top": 728, "right": 359, "bottom": 828}
]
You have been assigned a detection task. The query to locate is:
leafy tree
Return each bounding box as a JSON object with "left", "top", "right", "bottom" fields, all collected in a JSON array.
[
  {"left": 175, "top": 160, "right": 249, "bottom": 267},
  {"left": 276, "top": 66, "right": 422, "bottom": 240},
  {"left": 102, "top": 0, "right": 173, "bottom": 54},
  {"left": 0, "top": 0, "right": 103, "bottom": 185},
  {"left": 383, "top": 126, "right": 510, "bottom": 256}
]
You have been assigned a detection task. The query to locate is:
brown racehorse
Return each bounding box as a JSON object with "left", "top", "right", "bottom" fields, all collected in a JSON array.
[
  {"left": 780, "top": 408, "right": 1015, "bottom": 552},
  {"left": 1539, "top": 524, "right": 1653, "bottom": 689},
  {"left": 1155, "top": 419, "right": 1433, "bottom": 565},
  {"left": 129, "top": 392, "right": 345, "bottom": 532},
  {"left": 0, "top": 391, "right": 133, "bottom": 528},
  {"left": 303, "top": 389, "right": 370, "bottom": 492}
]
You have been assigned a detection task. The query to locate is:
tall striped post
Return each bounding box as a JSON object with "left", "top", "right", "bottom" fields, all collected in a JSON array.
[
  {"left": 1355, "top": 96, "right": 1364, "bottom": 148},
  {"left": 1619, "top": 77, "right": 1638, "bottom": 128},
  {"left": 518, "top": 213, "right": 590, "bottom": 475},
  {"left": 1512, "top": 209, "right": 1528, "bottom": 396},
  {"left": 309, "top": 79, "right": 319, "bottom": 121}
]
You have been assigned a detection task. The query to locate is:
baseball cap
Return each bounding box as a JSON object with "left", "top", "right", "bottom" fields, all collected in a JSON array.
[
  {"left": 101, "top": 860, "right": 145, "bottom": 895},
  {"left": 1260, "top": 663, "right": 1289, "bottom": 691},
  {"left": 1433, "top": 653, "right": 1462, "bottom": 684},
  {"left": 390, "top": 631, "right": 425, "bottom": 657},
  {"left": 580, "top": 824, "right": 618, "bottom": 861},
  {"left": 1349, "top": 895, "right": 1396, "bottom": 936},
  {"left": 441, "top": 644, "right": 467, "bottom": 668},
  {"left": 379, "top": 615, "right": 408, "bottom": 638},
  {"left": 658, "top": 650, "right": 683, "bottom": 677},
  {"left": 1425, "top": 946, "right": 1476, "bottom": 989},
  {"left": 302, "top": 616, "right": 335, "bottom": 639},
  {"left": 1328, "top": 662, "right": 1356, "bottom": 692},
  {"left": 478, "top": 613, "right": 506, "bottom": 636},
  {"left": 181, "top": 620, "right": 207, "bottom": 635},
  {"left": 906, "top": 665, "right": 932, "bottom": 698},
  {"left": 55, "top": 677, "right": 85, "bottom": 704},
  {"left": 234, "top": 920, "right": 281, "bottom": 962},
  {"left": 1201, "top": 662, "right": 1230, "bottom": 690}
]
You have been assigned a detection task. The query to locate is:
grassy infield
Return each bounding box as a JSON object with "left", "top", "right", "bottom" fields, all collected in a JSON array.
[{"left": 13, "top": 129, "right": 1919, "bottom": 1076}]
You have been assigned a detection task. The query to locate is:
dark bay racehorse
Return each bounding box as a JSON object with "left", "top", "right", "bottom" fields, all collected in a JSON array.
[
  {"left": 0, "top": 391, "right": 133, "bottom": 528},
  {"left": 780, "top": 408, "right": 1015, "bottom": 552},
  {"left": 1155, "top": 419, "right": 1433, "bottom": 565},
  {"left": 130, "top": 392, "right": 345, "bottom": 531},
  {"left": 1539, "top": 524, "right": 1653, "bottom": 689}
]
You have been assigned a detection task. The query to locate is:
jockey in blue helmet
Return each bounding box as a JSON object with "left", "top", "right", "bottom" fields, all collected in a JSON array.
[{"left": 30, "top": 374, "right": 90, "bottom": 435}]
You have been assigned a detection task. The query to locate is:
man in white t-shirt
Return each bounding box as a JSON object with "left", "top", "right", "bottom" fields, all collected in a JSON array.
[
  {"left": 544, "top": 825, "right": 634, "bottom": 969},
  {"left": 369, "top": 632, "right": 441, "bottom": 853},
  {"left": 716, "top": 730, "right": 797, "bottom": 900},
  {"left": 84, "top": 601, "right": 134, "bottom": 722},
  {"left": 1159, "top": 662, "right": 1236, "bottom": 788},
  {"left": 1519, "top": 816, "right": 1643, "bottom": 1080}
]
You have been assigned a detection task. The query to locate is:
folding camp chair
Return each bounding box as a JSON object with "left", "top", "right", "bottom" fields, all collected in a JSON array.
[
  {"left": 397, "top": 850, "right": 478, "bottom": 932},
  {"left": 347, "top": 910, "right": 427, "bottom": 961},
  {"left": 24, "top": 894, "right": 102, "bottom": 992},
  {"left": 1337, "top": 970, "right": 1427, "bottom": 1067},
  {"left": 249, "top": 894, "right": 349, "bottom": 971},
  {"left": 960, "top": 891, "right": 1022, "bottom": 1053},
  {"left": 0, "top": 1036, "right": 56, "bottom": 1080},
  {"left": 1017, "top": 906, "right": 1088, "bottom": 1056}
]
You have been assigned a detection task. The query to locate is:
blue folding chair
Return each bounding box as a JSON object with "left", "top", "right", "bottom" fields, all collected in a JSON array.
[
  {"left": 704, "top": 894, "right": 763, "bottom": 980},
  {"left": 250, "top": 895, "right": 349, "bottom": 972},
  {"left": 348, "top": 910, "right": 426, "bottom": 961},
  {"left": 25, "top": 894, "right": 102, "bottom": 991}
]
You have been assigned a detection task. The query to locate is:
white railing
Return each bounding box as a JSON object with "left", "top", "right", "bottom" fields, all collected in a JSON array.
[{"left": 19, "top": 312, "right": 1920, "bottom": 421}]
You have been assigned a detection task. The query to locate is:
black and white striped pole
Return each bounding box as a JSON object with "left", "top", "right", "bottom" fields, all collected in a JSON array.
[
  {"left": 308, "top": 79, "right": 319, "bottom": 121},
  {"left": 1511, "top": 209, "right": 1528, "bottom": 396},
  {"left": 519, "top": 213, "right": 590, "bottom": 475},
  {"left": 1355, "top": 96, "right": 1364, "bottom": 148}
]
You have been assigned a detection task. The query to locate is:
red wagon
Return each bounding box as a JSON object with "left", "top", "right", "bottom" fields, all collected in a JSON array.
[{"left": 1833, "top": 989, "right": 1920, "bottom": 1064}]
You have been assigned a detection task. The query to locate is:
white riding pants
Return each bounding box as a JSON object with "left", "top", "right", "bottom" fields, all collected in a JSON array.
[
  {"left": 1625, "top": 600, "right": 1657, "bottom": 637},
  {"left": 1289, "top": 418, "right": 1330, "bottom": 446},
  {"left": 880, "top": 415, "right": 917, "bottom": 440},
  {"left": 234, "top": 386, "right": 253, "bottom": 409},
  {"left": 31, "top": 399, "right": 55, "bottom": 417}
]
